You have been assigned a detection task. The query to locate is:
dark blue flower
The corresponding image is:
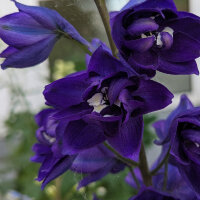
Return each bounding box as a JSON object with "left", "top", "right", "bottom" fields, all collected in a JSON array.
[
  {"left": 111, "top": 0, "right": 200, "bottom": 78},
  {"left": 153, "top": 95, "right": 200, "bottom": 198},
  {"left": 0, "top": 0, "right": 89, "bottom": 69},
  {"left": 43, "top": 46, "right": 173, "bottom": 161},
  {"left": 32, "top": 108, "right": 124, "bottom": 189},
  {"left": 126, "top": 154, "right": 196, "bottom": 200},
  {"left": 31, "top": 109, "right": 76, "bottom": 189},
  {"left": 129, "top": 187, "right": 179, "bottom": 200}
]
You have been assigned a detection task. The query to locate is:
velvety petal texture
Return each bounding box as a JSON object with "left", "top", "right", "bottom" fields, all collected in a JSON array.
[
  {"left": 111, "top": 0, "right": 200, "bottom": 77},
  {"left": 0, "top": 0, "right": 89, "bottom": 69}
]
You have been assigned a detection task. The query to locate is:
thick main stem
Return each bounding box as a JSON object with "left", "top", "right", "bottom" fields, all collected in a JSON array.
[
  {"left": 94, "top": 0, "right": 118, "bottom": 57},
  {"left": 139, "top": 143, "right": 152, "bottom": 186}
]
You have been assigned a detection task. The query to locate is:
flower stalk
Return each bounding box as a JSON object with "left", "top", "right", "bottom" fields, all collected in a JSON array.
[
  {"left": 150, "top": 147, "right": 171, "bottom": 176},
  {"left": 104, "top": 142, "right": 139, "bottom": 167},
  {"left": 94, "top": 0, "right": 118, "bottom": 57},
  {"left": 139, "top": 143, "right": 152, "bottom": 186}
]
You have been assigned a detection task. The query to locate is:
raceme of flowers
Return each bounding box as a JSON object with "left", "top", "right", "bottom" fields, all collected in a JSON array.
[{"left": 1, "top": 0, "right": 200, "bottom": 199}]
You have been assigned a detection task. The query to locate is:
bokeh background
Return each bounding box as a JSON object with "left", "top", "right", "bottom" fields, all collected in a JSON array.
[{"left": 0, "top": 0, "right": 199, "bottom": 199}]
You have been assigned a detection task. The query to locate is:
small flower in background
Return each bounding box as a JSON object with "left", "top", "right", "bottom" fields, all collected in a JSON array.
[
  {"left": 111, "top": 0, "right": 200, "bottom": 78},
  {"left": 44, "top": 46, "right": 173, "bottom": 160},
  {"left": 0, "top": 0, "right": 89, "bottom": 69}
]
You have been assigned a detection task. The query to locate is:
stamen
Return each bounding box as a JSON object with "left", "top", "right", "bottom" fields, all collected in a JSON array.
[
  {"left": 87, "top": 93, "right": 108, "bottom": 113},
  {"left": 156, "top": 33, "right": 163, "bottom": 48},
  {"left": 195, "top": 142, "right": 200, "bottom": 148},
  {"left": 43, "top": 132, "right": 56, "bottom": 143},
  {"left": 87, "top": 93, "right": 104, "bottom": 107},
  {"left": 162, "top": 27, "right": 174, "bottom": 37}
]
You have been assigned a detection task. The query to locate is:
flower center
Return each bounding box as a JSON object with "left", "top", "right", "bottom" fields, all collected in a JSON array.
[
  {"left": 42, "top": 132, "right": 56, "bottom": 144},
  {"left": 141, "top": 26, "right": 174, "bottom": 50},
  {"left": 87, "top": 87, "right": 121, "bottom": 114}
]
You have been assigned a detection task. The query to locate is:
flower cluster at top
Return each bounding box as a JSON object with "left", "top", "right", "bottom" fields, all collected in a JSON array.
[{"left": 1, "top": 0, "right": 200, "bottom": 199}]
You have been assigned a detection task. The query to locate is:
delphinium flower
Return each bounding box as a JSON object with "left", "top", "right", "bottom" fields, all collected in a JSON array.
[
  {"left": 32, "top": 108, "right": 125, "bottom": 189},
  {"left": 44, "top": 46, "right": 173, "bottom": 161},
  {"left": 31, "top": 108, "right": 76, "bottom": 189},
  {"left": 0, "top": 0, "right": 89, "bottom": 69},
  {"left": 111, "top": 0, "right": 200, "bottom": 78},
  {"left": 153, "top": 95, "right": 200, "bottom": 197}
]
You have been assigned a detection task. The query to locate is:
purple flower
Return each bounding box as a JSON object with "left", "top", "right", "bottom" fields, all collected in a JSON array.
[
  {"left": 44, "top": 46, "right": 173, "bottom": 160},
  {"left": 0, "top": 0, "right": 89, "bottom": 69},
  {"left": 32, "top": 108, "right": 124, "bottom": 189},
  {"left": 126, "top": 157, "right": 196, "bottom": 200},
  {"left": 153, "top": 95, "right": 200, "bottom": 197},
  {"left": 31, "top": 109, "right": 76, "bottom": 189},
  {"left": 111, "top": 0, "right": 200, "bottom": 78},
  {"left": 129, "top": 187, "right": 179, "bottom": 200}
]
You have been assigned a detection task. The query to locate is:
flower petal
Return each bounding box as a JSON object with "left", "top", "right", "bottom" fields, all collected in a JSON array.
[
  {"left": 178, "top": 162, "right": 200, "bottom": 198},
  {"left": 61, "top": 119, "right": 106, "bottom": 155},
  {"left": 71, "top": 144, "right": 113, "bottom": 173},
  {"left": 1, "top": 35, "right": 57, "bottom": 69},
  {"left": 124, "top": 36, "right": 155, "bottom": 52},
  {"left": 88, "top": 46, "right": 132, "bottom": 78},
  {"left": 131, "top": 79, "right": 174, "bottom": 115},
  {"left": 41, "top": 156, "right": 76, "bottom": 189},
  {"left": 160, "top": 32, "right": 200, "bottom": 63},
  {"left": 107, "top": 117, "right": 143, "bottom": 161},
  {"left": 44, "top": 71, "right": 88, "bottom": 109},
  {"left": 158, "top": 58, "right": 199, "bottom": 75},
  {"left": 77, "top": 159, "right": 116, "bottom": 189},
  {"left": 13, "top": 0, "right": 89, "bottom": 46},
  {"left": 0, "top": 12, "right": 52, "bottom": 48},
  {"left": 127, "top": 0, "right": 177, "bottom": 11}
]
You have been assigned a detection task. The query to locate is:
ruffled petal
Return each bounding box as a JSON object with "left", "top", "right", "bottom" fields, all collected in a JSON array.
[{"left": 131, "top": 79, "right": 173, "bottom": 115}]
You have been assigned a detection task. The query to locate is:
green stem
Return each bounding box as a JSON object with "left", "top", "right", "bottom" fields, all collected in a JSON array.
[
  {"left": 104, "top": 142, "right": 139, "bottom": 167},
  {"left": 162, "top": 158, "right": 169, "bottom": 191},
  {"left": 128, "top": 166, "right": 140, "bottom": 191},
  {"left": 139, "top": 143, "right": 152, "bottom": 186},
  {"left": 94, "top": 0, "right": 118, "bottom": 57},
  {"left": 150, "top": 147, "right": 171, "bottom": 176},
  {"left": 56, "top": 30, "right": 92, "bottom": 56}
]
